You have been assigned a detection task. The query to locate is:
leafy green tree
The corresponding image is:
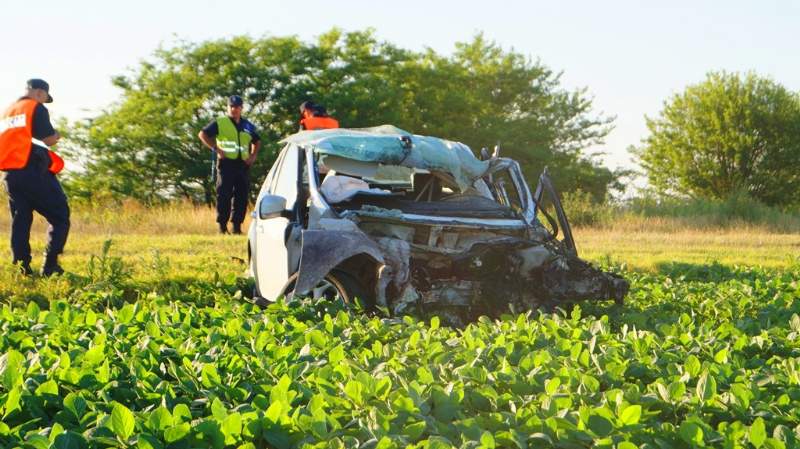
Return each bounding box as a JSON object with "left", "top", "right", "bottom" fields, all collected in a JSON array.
[
  {"left": 67, "top": 30, "right": 617, "bottom": 203},
  {"left": 635, "top": 71, "right": 800, "bottom": 207}
]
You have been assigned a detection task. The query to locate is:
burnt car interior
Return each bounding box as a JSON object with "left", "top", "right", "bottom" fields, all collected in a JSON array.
[{"left": 311, "top": 152, "right": 524, "bottom": 220}]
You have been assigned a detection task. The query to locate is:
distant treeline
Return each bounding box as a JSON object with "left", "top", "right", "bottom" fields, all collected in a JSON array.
[
  {"left": 60, "top": 29, "right": 800, "bottom": 210},
  {"left": 60, "top": 29, "right": 619, "bottom": 204}
]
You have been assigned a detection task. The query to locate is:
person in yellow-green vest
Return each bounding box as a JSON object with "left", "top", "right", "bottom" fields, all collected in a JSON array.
[{"left": 198, "top": 95, "right": 261, "bottom": 234}]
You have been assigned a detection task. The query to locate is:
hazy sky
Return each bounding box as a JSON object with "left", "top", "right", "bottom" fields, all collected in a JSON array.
[{"left": 2, "top": 0, "right": 798, "bottom": 170}]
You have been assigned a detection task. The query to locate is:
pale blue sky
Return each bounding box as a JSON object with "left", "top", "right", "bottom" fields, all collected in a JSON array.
[{"left": 2, "top": 0, "right": 798, "bottom": 170}]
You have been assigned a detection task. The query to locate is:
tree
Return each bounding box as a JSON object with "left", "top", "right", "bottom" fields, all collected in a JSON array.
[
  {"left": 635, "top": 71, "right": 800, "bottom": 207},
  {"left": 66, "top": 30, "right": 617, "bottom": 203}
]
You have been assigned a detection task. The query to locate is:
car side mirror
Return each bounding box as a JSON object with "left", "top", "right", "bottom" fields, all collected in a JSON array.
[{"left": 258, "top": 194, "right": 288, "bottom": 219}]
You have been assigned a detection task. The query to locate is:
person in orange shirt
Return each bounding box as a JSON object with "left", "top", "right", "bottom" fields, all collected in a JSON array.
[
  {"left": 299, "top": 101, "right": 339, "bottom": 131},
  {"left": 0, "top": 79, "right": 70, "bottom": 276}
]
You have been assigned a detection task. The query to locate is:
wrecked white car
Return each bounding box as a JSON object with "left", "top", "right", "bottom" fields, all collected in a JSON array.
[{"left": 248, "top": 126, "right": 628, "bottom": 325}]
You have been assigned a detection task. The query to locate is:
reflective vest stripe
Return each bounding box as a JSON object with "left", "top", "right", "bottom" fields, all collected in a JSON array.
[
  {"left": 216, "top": 116, "right": 252, "bottom": 159},
  {"left": 0, "top": 99, "right": 37, "bottom": 170}
]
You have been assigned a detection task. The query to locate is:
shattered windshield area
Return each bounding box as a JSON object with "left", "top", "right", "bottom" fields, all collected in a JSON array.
[{"left": 315, "top": 154, "right": 520, "bottom": 220}]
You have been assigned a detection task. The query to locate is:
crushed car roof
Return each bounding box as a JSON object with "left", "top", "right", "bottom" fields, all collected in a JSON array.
[{"left": 282, "top": 125, "right": 490, "bottom": 191}]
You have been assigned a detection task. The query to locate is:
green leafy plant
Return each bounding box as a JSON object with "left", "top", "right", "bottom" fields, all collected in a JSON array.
[{"left": 1, "top": 259, "right": 799, "bottom": 448}]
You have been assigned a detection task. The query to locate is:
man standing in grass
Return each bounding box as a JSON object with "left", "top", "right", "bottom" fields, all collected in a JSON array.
[
  {"left": 0, "top": 79, "right": 70, "bottom": 276},
  {"left": 198, "top": 95, "right": 261, "bottom": 235}
]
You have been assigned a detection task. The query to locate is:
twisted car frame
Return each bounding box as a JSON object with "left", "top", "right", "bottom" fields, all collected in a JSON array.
[{"left": 248, "top": 126, "right": 628, "bottom": 324}]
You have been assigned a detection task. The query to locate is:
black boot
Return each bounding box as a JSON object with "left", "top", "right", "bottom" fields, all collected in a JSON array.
[
  {"left": 218, "top": 223, "right": 229, "bottom": 234},
  {"left": 232, "top": 222, "right": 242, "bottom": 235},
  {"left": 15, "top": 261, "right": 33, "bottom": 276},
  {"left": 41, "top": 255, "right": 64, "bottom": 277}
]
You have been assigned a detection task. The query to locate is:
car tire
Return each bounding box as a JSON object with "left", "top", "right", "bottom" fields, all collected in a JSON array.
[{"left": 283, "top": 270, "right": 372, "bottom": 311}]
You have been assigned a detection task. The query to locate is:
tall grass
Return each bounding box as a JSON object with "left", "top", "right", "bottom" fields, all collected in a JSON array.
[
  {"left": 562, "top": 190, "right": 800, "bottom": 233},
  {"left": 0, "top": 191, "right": 225, "bottom": 235},
  {"left": 2, "top": 188, "right": 798, "bottom": 237}
]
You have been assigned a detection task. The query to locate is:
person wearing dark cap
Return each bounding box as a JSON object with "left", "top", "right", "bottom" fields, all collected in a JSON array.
[
  {"left": 0, "top": 79, "right": 70, "bottom": 276},
  {"left": 198, "top": 95, "right": 261, "bottom": 234},
  {"left": 299, "top": 101, "right": 339, "bottom": 131}
]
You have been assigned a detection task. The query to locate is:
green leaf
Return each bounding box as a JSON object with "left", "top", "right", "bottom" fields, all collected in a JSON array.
[
  {"left": 63, "top": 393, "right": 88, "bottom": 420},
  {"left": 655, "top": 382, "right": 670, "bottom": 402},
  {"left": 403, "top": 421, "right": 426, "bottom": 441},
  {"left": 307, "top": 329, "right": 327, "bottom": 348},
  {"left": 668, "top": 381, "right": 686, "bottom": 401},
  {"left": 222, "top": 413, "right": 243, "bottom": 445},
  {"left": 417, "top": 366, "right": 435, "bottom": 384},
  {"left": 201, "top": 364, "right": 222, "bottom": 387},
  {"left": 791, "top": 314, "right": 800, "bottom": 333},
  {"left": 3, "top": 385, "right": 22, "bottom": 417},
  {"left": 96, "top": 360, "right": 110, "bottom": 384},
  {"left": 110, "top": 402, "right": 136, "bottom": 441},
  {"left": 696, "top": 371, "right": 717, "bottom": 402},
  {"left": 408, "top": 330, "right": 421, "bottom": 348},
  {"left": 344, "top": 380, "right": 364, "bottom": 404},
  {"left": 148, "top": 406, "right": 173, "bottom": 431},
  {"left": 136, "top": 433, "right": 164, "bottom": 449},
  {"left": 25, "top": 435, "right": 49, "bottom": 449},
  {"left": 85, "top": 309, "right": 97, "bottom": 326},
  {"left": 619, "top": 405, "right": 641, "bottom": 426},
  {"left": 26, "top": 302, "right": 40, "bottom": 321},
  {"left": 164, "top": 423, "right": 191, "bottom": 443},
  {"left": 265, "top": 400, "right": 284, "bottom": 424},
  {"left": 269, "top": 375, "right": 293, "bottom": 405},
  {"left": 430, "top": 316, "right": 440, "bottom": 330},
  {"left": 617, "top": 443, "right": 638, "bottom": 449},
  {"left": 750, "top": 417, "right": 767, "bottom": 448},
  {"left": 0, "top": 349, "right": 25, "bottom": 389},
  {"left": 684, "top": 355, "right": 701, "bottom": 377},
  {"left": 713, "top": 348, "right": 728, "bottom": 364},
  {"left": 480, "top": 431, "right": 496, "bottom": 449},
  {"left": 588, "top": 415, "right": 613, "bottom": 437},
  {"left": 172, "top": 403, "right": 192, "bottom": 423},
  {"left": 545, "top": 377, "right": 561, "bottom": 395},
  {"left": 679, "top": 421, "right": 704, "bottom": 446},
  {"left": 764, "top": 438, "right": 786, "bottom": 449},
  {"left": 35, "top": 379, "right": 59, "bottom": 396},
  {"left": 211, "top": 397, "right": 228, "bottom": 421},
  {"left": 376, "top": 436, "right": 397, "bottom": 449},
  {"left": 328, "top": 345, "right": 345, "bottom": 364},
  {"left": 50, "top": 422, "right": 65, "bottom": 443},
  {"left": 52, "top": 431, "right": 89, "bottom": 449}
]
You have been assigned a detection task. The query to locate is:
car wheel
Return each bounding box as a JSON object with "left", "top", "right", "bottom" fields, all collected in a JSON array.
[{"left": 283, "top": 270, "right": 371, "bottom": 310}]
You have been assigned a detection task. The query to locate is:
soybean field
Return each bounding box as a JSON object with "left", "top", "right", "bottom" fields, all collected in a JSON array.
[{"left": 1, "top": 210, "right": 799, "bottom": 449}]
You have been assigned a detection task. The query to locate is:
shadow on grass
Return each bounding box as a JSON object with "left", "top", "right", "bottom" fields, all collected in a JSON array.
[{"left": 656, "top": 260, "right": 744, "bottom": 283}]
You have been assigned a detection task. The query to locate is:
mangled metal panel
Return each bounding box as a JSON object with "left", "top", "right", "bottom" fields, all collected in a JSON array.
[{"left": 293, "top": 230, "right": 385, "bottom": 295}]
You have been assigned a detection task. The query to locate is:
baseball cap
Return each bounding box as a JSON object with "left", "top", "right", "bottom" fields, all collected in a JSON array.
[
  {"left": 27, "top": 78, "right": 53, "bottom": 103},
  {"left": 228, "top": 95, "right": 243, "bottom": 107}
]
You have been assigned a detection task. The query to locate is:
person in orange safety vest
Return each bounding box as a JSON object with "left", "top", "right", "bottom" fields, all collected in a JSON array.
[
  {"left": 299, "top": 101, "right": 339, "bottom": 131},
  {"left": 0, "top": 79, "right": 70, "bottom": 276}
]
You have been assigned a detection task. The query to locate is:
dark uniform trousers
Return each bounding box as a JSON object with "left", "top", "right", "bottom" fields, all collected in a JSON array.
[
  {"left": 3, "top": 148, "right": 70, "bottom": 265},
  {"left": 216, "top": 158, "right": 249, "bottom": 225}
]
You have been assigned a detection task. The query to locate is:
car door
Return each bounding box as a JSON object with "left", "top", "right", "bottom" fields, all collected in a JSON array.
[{"left": 255, "top": 145, "right": 300, "bottom": 299}]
